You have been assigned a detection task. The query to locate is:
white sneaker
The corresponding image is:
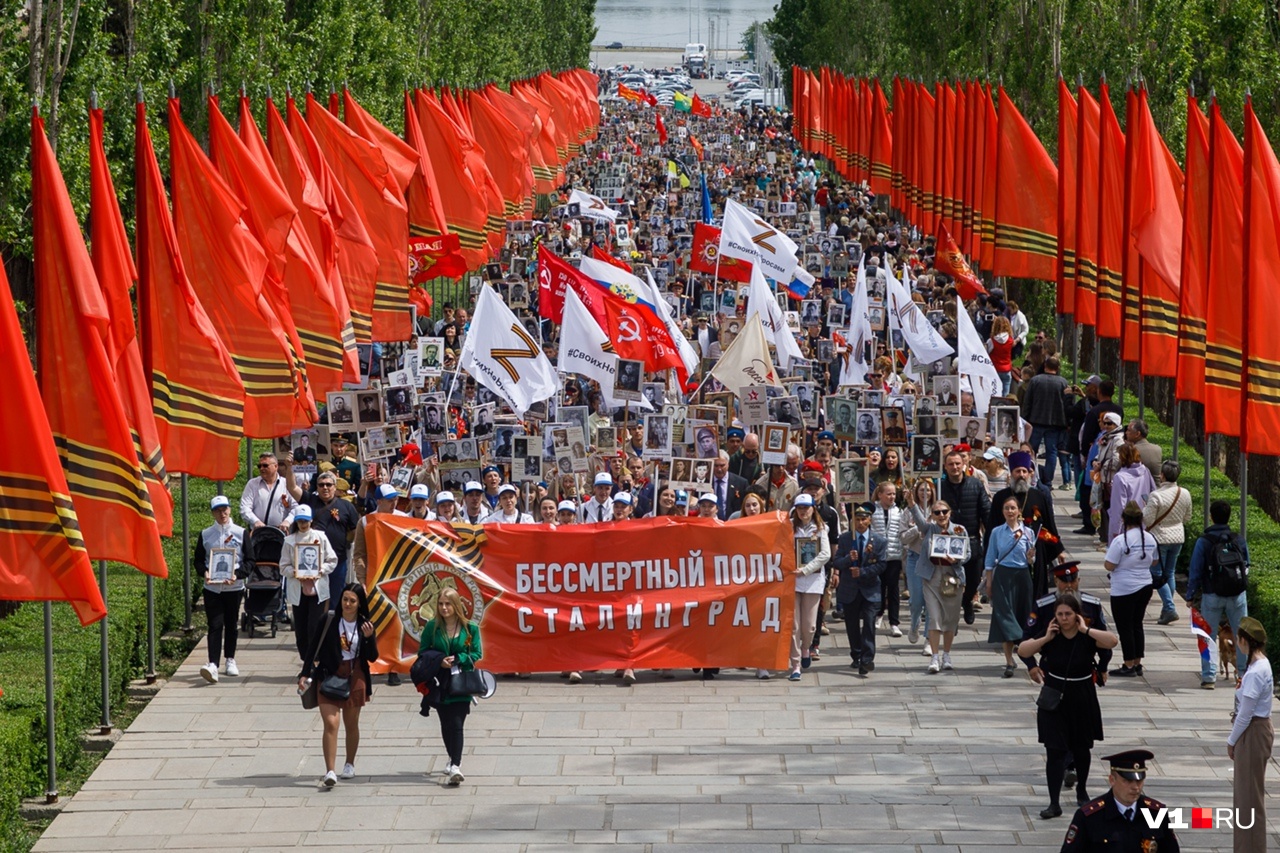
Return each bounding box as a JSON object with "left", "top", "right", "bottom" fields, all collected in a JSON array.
[
  {"left": 200, "top": 663, "right": 218, "bottom": 684},
  {"left": 568, "top": 671, "right": 582, "bottom": 684},
  {"left": 755, "top": 669, "right": 771, "bottom": 680},
  {"left": 339, "top": 763, "right": 355, "bottom": 779},
  {"left": 922, "top": 642, "right": 933, "bottom": 656},
  {"left": 889, "top": 625, "right": 903, "bottom": 638},
  {"left": 447, "top": 764, "right": 464, "bottom": 785},
  {"left": 875, "top": 615, "right": 885, "bottom": 629},
  {"left": 322, "top": 770, "right": 337, "bottom": 787},
  {"left": 928, "top": 655, "right": 941, "bottom": 674},
  {"left": 908, "top": 626, "right": 920, "bottom": 644},
  {"left": 942, "top": 652, "right": 954, "bottom": 670},
  {"left": 224, "top": 659, "right": 239, "bottom": 677}
]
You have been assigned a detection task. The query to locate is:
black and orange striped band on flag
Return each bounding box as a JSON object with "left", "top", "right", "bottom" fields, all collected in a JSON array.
[{"left": 993, "top": 86, "right": 1058, "bottom": 281}]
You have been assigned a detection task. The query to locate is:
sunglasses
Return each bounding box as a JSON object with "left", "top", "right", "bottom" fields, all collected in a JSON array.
[
  {"left": 258, "top": 463, "right": 272, "bottom": 469},
  {"left": 932, "top": 509, "right": 950, "bottom": 516}
]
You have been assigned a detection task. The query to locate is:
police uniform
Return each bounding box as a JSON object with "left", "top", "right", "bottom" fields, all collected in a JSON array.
[
  {"left": 1019, "top": 563, "right": 1112, "bottom": 676},
  {"left": 1061, "top": 751, "right": 1180, "bottom": 851}
]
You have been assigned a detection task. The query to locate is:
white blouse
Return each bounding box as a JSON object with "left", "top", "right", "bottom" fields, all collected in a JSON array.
[{"left": 1228, "top": 658, "right": 1274, "bottom": 746}]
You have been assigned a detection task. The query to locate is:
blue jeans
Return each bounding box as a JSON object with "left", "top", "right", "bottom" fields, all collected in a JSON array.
[
  {"left": 1029, "top": 426, "right": 1065, "bottom": 487},
  {"left": 998, "top": 371, "right": 1011, "bottom": 395},
  {"left": 906, "top": 551, "right": 929, "bottom": 635},
  {"left": 1151, "top": 543, "right": 1181, "bottom": 614},
  {"left": 1199, "top": 591, "right": 1248, "bottom": 682}
]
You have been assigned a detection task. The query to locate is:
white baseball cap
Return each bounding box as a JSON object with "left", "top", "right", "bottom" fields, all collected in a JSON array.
[
  {"left": 594, "top": 472, "right": 613, "bottom": 487},
  {"left": 557, "top": 500, "right": 577, "bottom": 512},
  {"left": 377, "top": 483, "right": 398, "bottom": 500},
  {"left": 409, "top": 484, "right": 430, "bottom": 500},
  {"left": 210, "top": 495, "right": 230, "bottom": 510},
  {"left": 434, "top": 491, "right": 456, "bottom": 504}
]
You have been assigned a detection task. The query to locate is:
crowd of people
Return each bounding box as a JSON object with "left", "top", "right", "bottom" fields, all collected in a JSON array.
[{"left": 184, "top": 77, "right": 1273, "bottom": 850}]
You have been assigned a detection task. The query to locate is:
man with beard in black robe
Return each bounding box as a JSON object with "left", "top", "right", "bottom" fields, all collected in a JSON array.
[{"left": 984, "top": 450, "right": 1065, "bottom": 598}]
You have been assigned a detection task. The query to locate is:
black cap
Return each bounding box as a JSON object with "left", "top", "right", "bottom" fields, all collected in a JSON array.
[
  {"left": 1103, "top": 749, "right": 1153, "bottom": 781},
  {"left": 1052, "top": 561, "right": 1081, "bottom": 581}
]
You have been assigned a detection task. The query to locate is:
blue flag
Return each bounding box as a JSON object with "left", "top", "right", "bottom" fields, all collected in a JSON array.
[{"left": 700, "top": 174, "right": 713, "bottom": 224}]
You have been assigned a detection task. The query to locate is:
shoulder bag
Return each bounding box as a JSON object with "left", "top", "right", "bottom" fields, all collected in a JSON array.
[
  {"left": 1035, "top": 633, "right": 1078, "bottom": 712},
  {"left": 300, "top": 610, "right": 337, "bottom": 709}
]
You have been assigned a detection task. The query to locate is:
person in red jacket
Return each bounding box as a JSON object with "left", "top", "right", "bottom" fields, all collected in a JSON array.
[{"left": 987, "top": 315, "right": 1016, "bottom": 395}]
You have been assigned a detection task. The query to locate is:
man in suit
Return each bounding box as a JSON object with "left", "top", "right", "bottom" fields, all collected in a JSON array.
[
  {"left": 693, "top": 314, "right": 719, "bottom": 358},
  {"left": 832, "top": 502, "right": 888, "bottom": 675},
  {"left": 710, "top": 451, "right": 747, "bottom": 520}
]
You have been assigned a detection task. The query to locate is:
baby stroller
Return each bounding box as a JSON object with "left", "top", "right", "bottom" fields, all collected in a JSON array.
[{"left": 240, "top": 526, "right": 285, "bottom": 638}]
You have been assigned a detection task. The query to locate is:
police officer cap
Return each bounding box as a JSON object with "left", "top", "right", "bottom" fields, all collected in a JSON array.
[
  {"left": 1103, "top": 749, "right": 1153, "bottom": 781},
  {"left": 853, "top": 501, "right": 874, "bottom": 517},
  {"left": 817, "top": 430, "right": 836, "bottom": 441},
  {"left": 726, "top": 427, "right": 746, "bottom": 439}
]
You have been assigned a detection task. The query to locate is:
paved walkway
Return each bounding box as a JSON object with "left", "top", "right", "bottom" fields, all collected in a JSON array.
[{"left": 34, "top": 491, "right": 1279, "bottom": 851}]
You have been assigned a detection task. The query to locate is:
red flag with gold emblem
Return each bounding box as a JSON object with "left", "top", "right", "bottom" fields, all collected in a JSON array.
[
  {"left": 89, "top": 104, "right": 173, "bottom": 537},
  {"left": 0, "top": 256, "right": 106, "bottom": 624},
  {"left": 135, "top": 100, "right": 246, "bottom": 478},
  {"left": 934, "top": 222, "right": 986, "bottom": 300},
  {"left": 33, "top": 108, "right": 167, "bottom": 576}
]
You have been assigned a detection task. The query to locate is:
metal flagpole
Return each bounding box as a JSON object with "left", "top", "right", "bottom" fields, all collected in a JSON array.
[
  {"left": 98, "top": 560, "right": 111, "bottom": 734},
  {"left": 145, "top": 575, "right": 157, "bottom": 684},
  {"left": 182, "top": 474, "right": 192, "bottom": 631},
  {"left": 1137, "top": 374, "right": 1144, "bottom": 419},
  {"left": 1171, "top": 402, "right": 1180, "bottom": 463},
  {"left": 43, "top": 602, "right": 57, "bottom": 803}
]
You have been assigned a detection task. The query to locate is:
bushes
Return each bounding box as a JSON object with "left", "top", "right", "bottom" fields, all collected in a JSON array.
[{"left": 0, "top": 445, "right": 253, "bottom": 848}]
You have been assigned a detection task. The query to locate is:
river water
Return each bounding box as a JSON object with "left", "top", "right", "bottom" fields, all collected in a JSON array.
[{"left": 592, "top": 0, "right": 776, "bottom": 51}]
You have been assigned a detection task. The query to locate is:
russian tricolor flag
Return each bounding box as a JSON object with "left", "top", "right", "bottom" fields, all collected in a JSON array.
[{"left": 785, "top": 268, "right": 815, "bottom": 301}]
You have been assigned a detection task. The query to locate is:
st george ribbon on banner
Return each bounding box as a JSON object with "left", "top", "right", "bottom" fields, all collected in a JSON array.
[
  {"left": 568, "top": 188, "right": 619, "bottom": 222},
  {"left": 885, "top": 260, "right": 953, "bottom": 366},
  {"left": 558, "top": 286, "right": 619, "bottom": 398},
  {"left": 363, "top": 514, "right": 796, "bottom": 674},
  {"left": 719, "top": 197, "right": 811, "bottom": 287},
  {"left": 459, "top": 285, "right": 558, "bottom": 417}
]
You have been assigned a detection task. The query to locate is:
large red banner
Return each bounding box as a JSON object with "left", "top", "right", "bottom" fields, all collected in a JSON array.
[{"left": 365, "top": 514, "right": 797, "bottom": 673}]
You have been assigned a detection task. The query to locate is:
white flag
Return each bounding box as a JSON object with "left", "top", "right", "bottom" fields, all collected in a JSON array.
[
  {"left": 709, "top": 313, "right": 784, "bottom": 390},
  {"left": 956, "top": 295, "right": 1002, "bottom": 417},
  {"left": 885, "top": 262, "right": 953, "bottom": 365},
  {"left": 644, "top": 268, "right": 700, "bottom": 379},
  {"left": 838, "top": 254, "right": 874, "bottom": 386},
  {"left": 745, "top": 262, "right": 804, "bottom": 370},
  {"left": 559, "top": 287, "right": 619, "bottom": 398},
  {"left": 568, "top": 188, "right": 619, "bottom": 222},
  {"left": 719, "top": 197, "right": 803, "bottom": 283},
  {"left": 459, "top": 285, "right": 558, "bottom": 417}
]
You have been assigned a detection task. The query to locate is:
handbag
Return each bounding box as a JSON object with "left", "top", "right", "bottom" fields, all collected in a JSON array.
[
  {"left": 320, "top": 672, "right": 352, "bottom": 701},
  {"left": 1035, "top": 685, "right": 1064, "bottom": 711},
  {"left": 940, "top": 572, "right": 962, "bottom": 597},
  {"left": 299, "top": 611, "right": 337, "bottom": 709},
  {"left": 446, "top": 668, "right": 488, "bottom": 697}
]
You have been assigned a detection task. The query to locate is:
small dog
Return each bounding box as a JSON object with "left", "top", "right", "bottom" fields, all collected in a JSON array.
[{"left": 1218, "top": 622, "right": 1237, "bottom": 682}]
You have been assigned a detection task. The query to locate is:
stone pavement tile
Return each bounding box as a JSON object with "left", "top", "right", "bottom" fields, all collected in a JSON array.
[
  {"left": 609, "top": 803, "right": 679, "bottom": 829},
  {"left": 815, "top": 804, "right": 893, "bottom": 829},
  {"left": 749, "top": 802, "right": 820, "bottom": 828},
  {"left": 892, "top": 804, "right": 961, "bottom": 830},
  {"left": 162, "top": 831, "right": 300, "bottom": 849},
  {"left": 527, "top": 845, "right": 645, "bottom": 853},
  {"left": 675, "top": 803, "right": 749, "bottom": 828},
  {"left": 652, "top": 845, "right": 785, "bottom": 853},
  {"left": 37, "top": 811, "right": 126, "bottom": 838},
  {"left": 321, "top": 804, "right": 403, "bottom": 831},
  {"left": 464, "top": 802, "right": 540, "bottom": 830},
  {"left": 248, "top": 805, "right": 331, "bottom": 833},
  {"left": 173, "top": 806, "right": 264, "bottom": 834},
  {"left": 438, "top": 829, "right": 573, "bottom": 845},
  {"left": 114, "top": 809, "right": 195, "bottom": 837},
  {"left": 533, "top": 803, "right": 609, "bottom": 829}
]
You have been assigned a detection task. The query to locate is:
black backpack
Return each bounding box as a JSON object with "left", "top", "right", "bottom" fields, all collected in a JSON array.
[{"left": 1206, "top": 531, "right": 1249, "bottom": 597}]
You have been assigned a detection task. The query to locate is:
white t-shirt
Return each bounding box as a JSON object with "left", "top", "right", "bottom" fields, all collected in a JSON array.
[
  {"left": 1105, "top": 529, "right": 1159, "bottom": 596},
  {"left": 339, "top": 618, "right": 360, "bottom": 661},
  {"left": 1229, "top": 657, "right": 1274, "bottom": 746}
]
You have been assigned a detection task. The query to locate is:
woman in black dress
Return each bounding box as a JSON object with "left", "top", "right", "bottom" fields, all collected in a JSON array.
[{"left": 1017, "top": 592, "right": 1118, "bottom": 819}]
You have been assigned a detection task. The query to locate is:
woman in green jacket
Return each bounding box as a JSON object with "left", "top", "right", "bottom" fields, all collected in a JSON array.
[{"left": 420, "top": 586, "right": 483, "bottom": 785}]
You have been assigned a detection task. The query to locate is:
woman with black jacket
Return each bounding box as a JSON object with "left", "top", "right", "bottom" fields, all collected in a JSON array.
[{"left": 298, "top": 583, "right": 379, "bottom": 787}]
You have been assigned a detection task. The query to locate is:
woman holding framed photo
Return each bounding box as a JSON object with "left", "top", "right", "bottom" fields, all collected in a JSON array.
[
  {"left": 281, "top": 505, "right": 338, "bottom": 672},
  {"left": 787, "top": 494, "right": 831, "bottom": 682},
  {"left": 905, "top": 489, "right": 968, "bottom": 674},
  {"left": 298, "top": 583, "right": 379, "bottom": 787}
]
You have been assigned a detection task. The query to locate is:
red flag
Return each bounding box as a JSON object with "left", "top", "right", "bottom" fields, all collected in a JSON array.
[
  {"left": 171, "top": 96, "right": 314, "bottom": 436},
  {"left": 1073, "top": 86, "right": 1100, "bottom": 327},
  {"left": 135, "top": 100, "right": 245, "bottom": 479},
  {"left": 537, "top": 243, "right": 573, "bottom": 323},
  {"left": 917, "top": 84, "right": 937, "bottom": 233},
  {"left": 512, "top": 79, "right": 563, "bottom": 192},
  {"left": 939, "top": 82, "right": 957, "bottom": 232},
  {"left": 690, "top": 133, "right": 704, "bottom": 161},
  {"left": 33, "top": 108, "right": 167, "bottom": 577},
  {"left": 591, "top": 244, "right": 632, "bottom": 272},
  {"left": 1242, "top": 96, "right": 1280, "bottom": 453},
  {"left": 891, "top": 77, "right": 906, "bottom": 210},
  {"left": 1095, "top": 82, "right": 1125, "bottom": 339},
  {"left": 689, "top": 222, "right": 752, "bottom": 283},
  {"left": 618, "top": 82, "right": 644, "bottom": 103},
  {"left": 263, "top": 97, "right": 361, "bottom": 383},
  {"left": 469, "top": 86, "right": 535, "bottom": 219},
  {"left": 0, "top": 257, "right": 106, "bottom": 625},
  {"left": 691, "top": 93, "right": 712, "bottom": 118},
  {"left": 1056, "top": 79, "right": 1078, "bottom": 314},
  {"left": 1128, "top": 87, "right": 1182, "bottom": 374},
  {"left": 979, "top": 84, "right": 999, "bottom": 272},
  {"left": 993, "top": 86, "right": 1058, "bottom": 280},
  {"left": 656, "top": 111, "right": 668, "bottom": 145},
  {"left": 89, "top": 104, "right": 173, "bottom": 537},
  {"left": 411, "top": 89, "right": 490, "bottom": 270},
  {"left": 283, "top": 96, "right": 380, "bottom": 344},
  {"left": 934, "top": 222, "right": 986, "bottom": 300},
  {"left": 1177, "top": 93, "right": 1210, "bottom": 404},
  {"left": 308, "top": 92, "right": 411, "bottom": 342},
  {"left": 1204, "top": 99, "right": 1244, "bottom": 437},
  {"left": 436, "top": 87, "right": 505, "bottom": 255},
  {"left": 222, "top": 96, "right": 356, "bottom": 395},
  {"left": 869, "top": 79, "right": 893, "bottom": 195}
]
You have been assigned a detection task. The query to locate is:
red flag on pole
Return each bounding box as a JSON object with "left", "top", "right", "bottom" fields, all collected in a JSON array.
[
  {"left": 655, "top": 111, "right": 668, "bottom": 145},
  {"left": 89, "top": 103, "right": 173, "bottom": 537},
  {"left": 0, "top": 257, "right": 106, "bottom": 625},
  {"left": 993, "top": 86, "right": 1058, "bottom": 280},
  {"left": 1242, "top": 96, "right": 1280, "bottom": 454},
  {"left": 869, "top": 79, "right": 893, "bottom": 196},
  {"left": 170, "top": 97, "right": 314, "bottom": 437},
  {"left": 135, "top": 99, "right": 246, "bottom": 479},
  {"left": 1073, "top": 86, "right": 1100, "bottom": 327},
  {"left": 1177, "top": 92, "right": 1210, "bottom": 404},
  {"left": 1095, "top": 81, "right": 1125, "bottom": 339},
  {"left": 33, "top": 108, "right": 168, "bottom": 577},
  {"left": 411, "top": 89, "right": 490, "bottom": 271},
  {"left": 1056, "top": 79, "right": 1078, "bottom": 315},
  {"left": 933, "top": 222, "right": 987, "bottom": 300},
  {"left": 1203, "top": 99, "right": 1244, "bottom": 438}
]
